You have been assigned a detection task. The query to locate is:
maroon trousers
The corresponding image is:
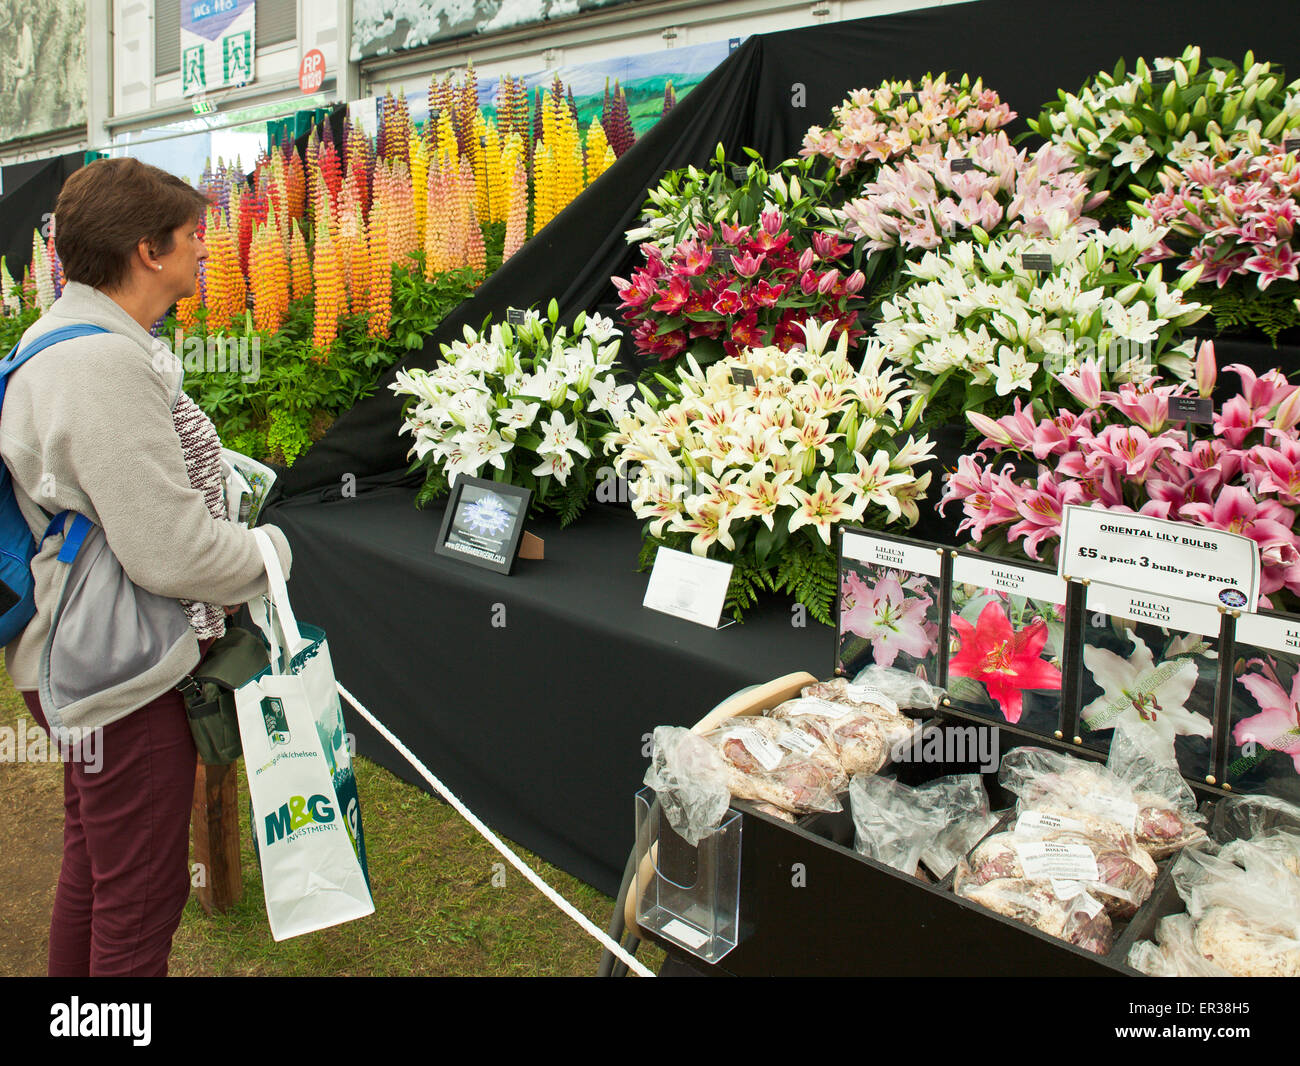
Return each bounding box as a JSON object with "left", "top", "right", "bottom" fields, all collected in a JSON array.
[{"left": 23, "top": 641, "right": 213, "bottom": 977}]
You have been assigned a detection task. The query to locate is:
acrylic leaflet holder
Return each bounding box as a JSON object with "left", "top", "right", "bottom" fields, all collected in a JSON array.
[{"left": 633, "top": 785, "right": 742, "bottom": 964}]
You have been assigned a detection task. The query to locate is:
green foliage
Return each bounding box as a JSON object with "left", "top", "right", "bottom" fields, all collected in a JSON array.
[
  {"left": 1202, "top": 286, "right": 1300, "bottom": 343},
  {"left": 772, "top": 541, "right": 838, "bottom": 626},
  {"left": 0, "top": 306, "right": 39, "bottom": 354},
  {"left": 177, "top": 258, "right": 482, "bottom": 466}
]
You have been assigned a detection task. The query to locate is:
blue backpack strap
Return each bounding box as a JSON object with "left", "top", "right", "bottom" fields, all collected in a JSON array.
[
  {"left": 0, "top": 324, "right": 111, "bottom": 381},
  {"left": 0, "top": 326, "right": 110, "bottom": 568},
  {"left": 56, "top": 513, "right": 93, "bottom": 563}
]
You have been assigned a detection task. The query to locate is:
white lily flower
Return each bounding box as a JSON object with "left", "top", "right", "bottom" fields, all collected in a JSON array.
[{"left": 1081, "top": 632, "right": 1211, "bottom": 756}]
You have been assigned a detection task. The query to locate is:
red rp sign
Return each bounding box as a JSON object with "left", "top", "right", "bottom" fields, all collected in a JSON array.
[{"left": 299, "top": 49, "right": 325, "bottom": 94}]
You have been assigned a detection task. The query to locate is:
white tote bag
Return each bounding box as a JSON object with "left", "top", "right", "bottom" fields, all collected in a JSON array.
[{"left": 236, "top": 529, "right": 374, "bottom": 941}]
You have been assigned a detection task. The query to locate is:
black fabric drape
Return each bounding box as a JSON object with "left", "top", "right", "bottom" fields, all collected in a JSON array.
[
  {"left": 275, "top": 0, "right": 1300, "bottom": 502},
  {"left": 0, "top": 151, "right": 83, "bottom": 279}
]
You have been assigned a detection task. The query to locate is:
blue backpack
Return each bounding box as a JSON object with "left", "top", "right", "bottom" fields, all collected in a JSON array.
[{"left": 0, "top": 324, "right": 108, "bottom": 645}]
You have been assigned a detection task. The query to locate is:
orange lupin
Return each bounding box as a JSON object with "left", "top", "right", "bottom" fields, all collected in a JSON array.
[
  {"left": 289, "top": 220, "right": 312, "bottom": 300},
  {"left": 503, "top": 159, "right": 528, "bottom": 262},
  {"left": 424, "top": 163, "right": 451, "bottom": 277},
  {"left": 339, "top": 186, "right": 369, "bottom": 315},
  {"left": 311, "top": 217, "right": 344, "bottom": 353},
  {"left": 367, "top": 199, "right": 391, "bottom": 338}
]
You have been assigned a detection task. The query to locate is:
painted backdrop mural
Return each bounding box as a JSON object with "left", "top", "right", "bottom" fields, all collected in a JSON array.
[
  {"left": 353, "top": 0, "right": 643, "bottom": 60},
  {"left": 0, "top": 0, "right": 86, "bottom": 145}
]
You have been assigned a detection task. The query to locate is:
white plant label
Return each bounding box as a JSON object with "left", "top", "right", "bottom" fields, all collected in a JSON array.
[
  {"left": 841, "top": 530, "right": 943, "bottom": 577},
  {"left": 1013, "top": 841, "right": 1099, "bottom": 882},
  {"left": 953, "top": 554, "right": 1067, "bottom": 605}
]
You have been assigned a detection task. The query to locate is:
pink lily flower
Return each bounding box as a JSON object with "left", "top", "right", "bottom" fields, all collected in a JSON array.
[
  {"left": 1057, "top": 359, "right": 1103, "bottom": 409},
  {"left": 841, "top": 574, "right": 936, "bottom": 669},
  {"left": 1089, "top": 425, "right": 1180, "bottom": 479},
  {"left": 1224, "top": 364, "right": 1297, "bottom": 414},
  {"left": 729, "top": 250, "right": 765, "bottom": 279},
  {"left": 1236, "top": 665, "right": 1300, "bottom": 773},
  {"left": 1195, "top": 340, "right": 1216, "bottom": 398}
]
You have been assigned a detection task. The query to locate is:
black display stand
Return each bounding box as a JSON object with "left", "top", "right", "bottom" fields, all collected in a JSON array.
[{"left": 639, "top": 717, "right": 1220, "bottom": 977}]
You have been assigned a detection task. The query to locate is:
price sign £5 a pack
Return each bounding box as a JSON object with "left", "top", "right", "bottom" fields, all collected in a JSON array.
[{"left": 1058, "top": 506, "right": 1260, "bottom": 612}]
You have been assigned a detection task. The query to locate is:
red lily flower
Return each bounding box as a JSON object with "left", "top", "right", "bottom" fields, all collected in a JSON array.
[
  {"left": 651, "top": 275, "right": 693, "bottom": 315},
  {"left": 730, "top": 311, "right": 767, "bottom": 349},
  {"left": 678, "top": 239, "right": 712, "bottom": 277},
  {"left": 949, "top": 600, "right": 1062, "bottom": 724},
  {"left": 712, "top": 288, "right": 743, "bottom": 315}
]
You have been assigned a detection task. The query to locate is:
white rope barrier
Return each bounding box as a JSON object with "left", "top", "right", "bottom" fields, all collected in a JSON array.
[{"left": 336, "top": 681, "right": 654, "bottom": 978}]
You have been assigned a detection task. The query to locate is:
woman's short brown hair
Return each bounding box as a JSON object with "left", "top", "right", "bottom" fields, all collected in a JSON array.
[{"left": 54, "top": 157, "right": 212, "bottom": 291}]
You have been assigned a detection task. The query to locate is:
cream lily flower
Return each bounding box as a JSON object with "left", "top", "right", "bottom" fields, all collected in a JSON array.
[
  {"left": 671, "top": 496, "right": 738, "bottom": 557},
  {"left": 731, "top": 470, "right": 800, "bottom": 531},
  {"left": 787, "top": 472, "right": 865, "bottom": 545},
  {"left": 831, "top": 449, "right": 912, "bottom": 520}
]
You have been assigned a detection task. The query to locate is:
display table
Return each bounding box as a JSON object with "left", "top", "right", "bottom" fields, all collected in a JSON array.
[{"left": 259, "top": 484, "right": 829, "bottom": 896}]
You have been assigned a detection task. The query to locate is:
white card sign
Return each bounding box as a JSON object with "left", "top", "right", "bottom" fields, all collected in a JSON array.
[
  {"left": 840, "top": 529, "right": 943, "bottom": 577},
  {"left": 643, "top": 547, "right": 734, "bottom": 629},
  {"left": 1085, "top": 583, "right": 1222, "bottom": 638},
  {"left": 1059, "top": 506, "right": 1259, "bottom": 612},
  {"left": 953, "top": 554, "right": 1067, "bottom": 604}
]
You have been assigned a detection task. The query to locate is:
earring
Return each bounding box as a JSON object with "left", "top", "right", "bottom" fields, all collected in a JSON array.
[{"left": 156, "top": 265, "right": 162, "bottom": 271}]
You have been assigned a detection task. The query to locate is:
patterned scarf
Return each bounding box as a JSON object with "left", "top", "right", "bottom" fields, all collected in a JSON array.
[{"left": 172, "top": 392, "right": 227, "bottom": 639}]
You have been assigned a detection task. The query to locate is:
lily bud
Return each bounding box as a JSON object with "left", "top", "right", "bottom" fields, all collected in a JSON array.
[
  {"left": 1275, "top": 388, "right": 1300, "bottom": 433},
  {"left": 844, "top": 411, "right": 860, "bottom": 452},
  {"left": 1195, "top": 339, "right": 1216, "bottom": 397},
  {"left": 798, "top": 247, "right": 815, "bottom": 272},
  {"left": 1164, "top": 107, "right": 1177, "bottom": 129},
  {"left": 844, "top": 269, "right": 866, "bottom": 295},
  {"left": 1192, "top": 96, "right": 1207, "bottom": 119},
  {"left": 1221, "top": 95, "right": 1240, "bottom": 127},
  {"left": 802, "top": 448, "right": 818, "bottom": 478},
  {"left": 817, "top": 269, "right": 840, "bottom": 295},
  {"left": 1175, "top": 60, "right": 1189, "bottom": 87},
  {"left": 1177, "top": 112, "right": 1190, "bottom": 135},
  {"left": 901, "top": 393, "right": 927, "bottom": 433},
  {"left": 967, "top": 410, "right": 1013, "bottom": 446},
  {"left": 1264, "top": 111, "right": 1288, "bottom": 141},
  {"left": 1162, "top": 82, "right": 1177, "bottom": 109},
  {"left": 789, "top": 176, "right": 802, "bottom": 201},
  {"left": 1115, "top": 280, "right": 1143, "bottom": 305},
  {"left": 971, "top": 224, "right": 990, "bottom": 247},
  {"left": 1084, "top": 240, "right": 1104, "bottom": 273}
]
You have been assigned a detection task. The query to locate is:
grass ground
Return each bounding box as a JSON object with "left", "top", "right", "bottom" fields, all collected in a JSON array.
[{"left": 0, "top": 669, "right": 659, "bottom": 977}]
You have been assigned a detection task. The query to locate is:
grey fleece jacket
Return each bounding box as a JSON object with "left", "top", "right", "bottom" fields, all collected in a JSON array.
[{"left": 0, "top": 281, "right": 293, "bottom": 728}]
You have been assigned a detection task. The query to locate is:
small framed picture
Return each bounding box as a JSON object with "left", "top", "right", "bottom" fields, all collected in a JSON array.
[{"left": 434, "top": 476, "right": 532, "bottom": 575}]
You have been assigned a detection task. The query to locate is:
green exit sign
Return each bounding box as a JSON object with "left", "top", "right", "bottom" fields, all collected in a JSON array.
[{"left": 192, "top": 99, "right": 217, "bottom": 115}]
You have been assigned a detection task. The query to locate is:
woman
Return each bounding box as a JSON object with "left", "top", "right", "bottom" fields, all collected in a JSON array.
[{"left": 0, "top": 157, "right": 294, "bottom": 976}]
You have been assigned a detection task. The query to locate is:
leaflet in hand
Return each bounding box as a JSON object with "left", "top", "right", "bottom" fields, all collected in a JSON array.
[{"left": 221, "top": 449, "right": 277, "bottom": 528}]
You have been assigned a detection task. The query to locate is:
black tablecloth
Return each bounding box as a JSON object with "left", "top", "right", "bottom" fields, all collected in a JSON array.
[{"left": 261, "top": 486, "right": 830, "bottom": 895}]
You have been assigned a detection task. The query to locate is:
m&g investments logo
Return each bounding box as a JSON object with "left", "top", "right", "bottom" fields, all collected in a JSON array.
[
  {"left": 265, "top": 794, "right": 336, "bottom": 846},
  {"left": 261, "top": 695, "right": 290, "bottom": 747}
]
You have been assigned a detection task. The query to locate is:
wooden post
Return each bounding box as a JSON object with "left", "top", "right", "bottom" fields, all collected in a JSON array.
[{"left": 192, "top": 759, "right": 243, "bottom": 914}]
